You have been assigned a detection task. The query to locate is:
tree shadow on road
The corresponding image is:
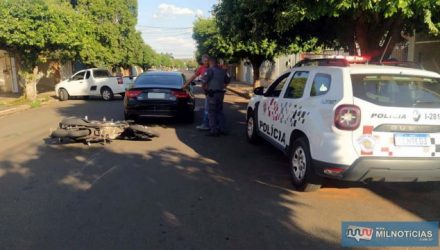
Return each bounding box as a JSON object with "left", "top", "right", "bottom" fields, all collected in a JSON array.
[
  {"left": 0, "top": 93, "right": 340, "bottom": 249},
  {"left": 171, "top": 91, "right": 440, "bottom": 228},
  {"left": 3, "top": 89, "right": 439, "bottom": 249}
]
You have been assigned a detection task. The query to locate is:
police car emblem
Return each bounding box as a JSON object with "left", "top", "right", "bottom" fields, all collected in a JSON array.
[{"left": 413, "top": 110, "right": 421, "bottom": 122}]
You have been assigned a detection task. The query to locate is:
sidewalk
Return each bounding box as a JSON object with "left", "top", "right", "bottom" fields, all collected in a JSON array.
[
  {"left": 0, "top": 91, "right": 58, "bottom": 117},
  {"left": 226, "top": 81, "right": 254, "bottom": 99}
]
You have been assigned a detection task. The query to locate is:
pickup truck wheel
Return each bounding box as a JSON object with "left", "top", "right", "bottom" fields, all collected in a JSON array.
[
  {"left": 59, "top": 89, "right": 69, "bottom": 101},
  {"left": 246, "top": 110, "right": 260, "bottom": 144},
  {"left": 289, "top": 137, "right": 322, "bottom": 192},
  {"left": 101, "top": 87, "right": 113, "bottom": 101}
]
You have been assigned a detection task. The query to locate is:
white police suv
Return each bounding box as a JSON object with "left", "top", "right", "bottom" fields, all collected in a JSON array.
[{"left": 246, "top": 58, "right": 440, "bottom": 191}]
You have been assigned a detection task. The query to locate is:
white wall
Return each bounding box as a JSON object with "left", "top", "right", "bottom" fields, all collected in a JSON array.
[
  {"left": 236, "top": 54, "right": 301, "bottom": 86},
  {"left": 0, "top": 50, "right": 15, "bottom": 93}
]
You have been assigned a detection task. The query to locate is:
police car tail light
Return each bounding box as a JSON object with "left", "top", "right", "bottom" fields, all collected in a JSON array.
[{"left": 335, "top": 105, "right": 361, "bottom": 130}]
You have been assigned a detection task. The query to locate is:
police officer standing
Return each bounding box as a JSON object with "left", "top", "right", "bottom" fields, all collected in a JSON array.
[
  {"left": 182, "top": 54, "right": 210, "bottom": 131},
  {"left": 201, "top": 57, "right": 230, "bottom": 136}
]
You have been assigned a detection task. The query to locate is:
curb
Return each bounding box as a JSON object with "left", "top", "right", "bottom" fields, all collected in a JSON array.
[
  {"left": 0, "top": 106, "right": 28, "bottom": 117},
  {"left": 0, "top": 98, "right": 58, "bottom": 118},
  {"left": 227, "top": 86, "right": 252, "bottom": 99}
]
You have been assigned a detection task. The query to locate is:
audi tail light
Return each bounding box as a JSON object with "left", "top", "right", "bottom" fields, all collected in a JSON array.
[
  {"left": 126, "top": 90, "right": 142, "bottom": 98},
  {"left": 171, "top": 90, "right": 190, "bottom": 98}
]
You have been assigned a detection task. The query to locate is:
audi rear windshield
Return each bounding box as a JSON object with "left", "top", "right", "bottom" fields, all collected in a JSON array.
[
  {"left": 135, "top": 74, "right": 183, "bottom": 87},
  {"left": 351, "top": 74, "right": 440, "bottom": 108}
]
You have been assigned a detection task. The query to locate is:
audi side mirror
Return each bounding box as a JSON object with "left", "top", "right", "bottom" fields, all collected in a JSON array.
[{"left": 253, "top": 86, "right": 264, "bottom": 95}]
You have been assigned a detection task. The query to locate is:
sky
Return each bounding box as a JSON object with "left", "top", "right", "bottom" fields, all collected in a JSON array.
[{"left": 137, "top": 0, "right": 217, "bottom": 59}]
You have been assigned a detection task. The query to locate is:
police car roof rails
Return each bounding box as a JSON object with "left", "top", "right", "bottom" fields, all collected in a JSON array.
[
  {"left": 293, "top": 58, "right": 350, "bottom": 68},
  {"left": 369, "top": 60, "right": 424, "bottom": 70}
]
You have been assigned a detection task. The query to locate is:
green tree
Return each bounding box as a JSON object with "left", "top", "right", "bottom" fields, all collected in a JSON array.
[
  {"left": 0, "top": 0, "right": 86, "bottom": 100},
  {"left": 213, "top": 2, "right": 318, "bottom": 86},
  {"left": 0, "top": 0, "right": 157, "bottom": 99},
  {"left": 193, "top": 17, "right": 280, "bottom": 86},
  {"left": 0, "top": 0, "right": 171, "bottom": 99},
  {"left": 158, "top": 53, "right": 174, "bottom": 68},
  {"left": 215, "top": 0, "right": 440, "bottom": 61},
  {"left": 140, "top": 44, "right": 156, "bottom": 69},
  {"left": 192, "top": 18, "right": 235, "bottom": 61},
  {"left": 173, "top": 59, "right": 186, "bottom": 69},
  {"left": 74, "top": 0, "right": 140, "bottom": 67},
  {"left": 185, "top": 59, "right": 198, "bottom": 69},
  {"left": 316, "top": 0, "right": 440, "bottom": 59}
]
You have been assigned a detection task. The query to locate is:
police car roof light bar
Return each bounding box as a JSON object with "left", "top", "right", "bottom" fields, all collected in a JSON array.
[{"left": 294, "top": 58, "right": 350, "bottom": 68}]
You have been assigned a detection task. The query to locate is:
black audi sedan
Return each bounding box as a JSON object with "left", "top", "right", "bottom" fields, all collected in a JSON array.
[{"left": 123, "top": 71, "right": 195, "bottom": 122}]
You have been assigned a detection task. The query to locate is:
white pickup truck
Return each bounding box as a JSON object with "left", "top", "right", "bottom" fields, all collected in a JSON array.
[{"left": 55, "top": 68, "right": 135, "bottom": 101}]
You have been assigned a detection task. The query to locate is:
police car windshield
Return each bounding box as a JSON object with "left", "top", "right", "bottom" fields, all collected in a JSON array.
[{"left": 351, "top": 74, "right": 440, "bottom": 108}]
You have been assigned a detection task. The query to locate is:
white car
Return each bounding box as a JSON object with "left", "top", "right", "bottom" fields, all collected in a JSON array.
[
  {"left": 55, "top": 68, "right": 134, "bottom": 101},
  {"left": 246, "top": 58, "right": 440, "bottom": 191}
]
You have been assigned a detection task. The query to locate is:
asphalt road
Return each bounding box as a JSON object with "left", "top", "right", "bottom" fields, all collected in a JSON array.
[{"left": 1, "top": 90, "right": 440, "bottom": 249}]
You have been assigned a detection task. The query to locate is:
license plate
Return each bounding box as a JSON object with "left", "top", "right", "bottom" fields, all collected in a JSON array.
[
  {"left": 394, "top": 133, "right": 430, "bottom": 147},
  {"left": 147, "top": 92, "right": 165, "bottom": 99}
]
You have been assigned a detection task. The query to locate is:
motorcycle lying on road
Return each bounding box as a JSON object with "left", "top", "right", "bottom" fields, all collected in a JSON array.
[{"left": 50, "top": 117, "right": 159, "bottom": 145}]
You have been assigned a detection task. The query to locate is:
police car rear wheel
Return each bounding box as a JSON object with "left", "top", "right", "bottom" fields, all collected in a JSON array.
[
  {"left": 289, "top": 137, "right": 322, "bottom": 192},
  {"left": 246, "top": 111, "right": 259, "bottom": 143}
]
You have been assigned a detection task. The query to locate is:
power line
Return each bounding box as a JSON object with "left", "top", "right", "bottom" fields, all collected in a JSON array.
[
  {"left": 141, "top": 32, "right": 193, "bottom": 37},
  {"left": 138, "top": 29, "right": 193, "bottom": 34},
  {"left": 137, "top": 25, "right": 192, "bottom": 30}
]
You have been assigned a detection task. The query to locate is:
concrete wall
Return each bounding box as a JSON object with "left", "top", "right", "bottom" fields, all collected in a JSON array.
[
  {"left": 37, "top": 61, "right": 73, "bottom": 93},
  {"left": 0, "top": 50, "right": 13, "bottom": 93},
  {"left": 0, "top": 50, "right": 19, "bottom": 94},
  {"left": 236, "top": 54, "right": 301, "bottom": 86},
  {"left": 236, "top": 60, "right": 253, "bottom": 84},
  {"left": 260, "top": 54, "right": 301, "bottom": 86},
  {"left": 404, "top": 33, "right": 440, "bottom": 73},
  {"left": 414, "top": 41, "right": 440, "bottom": 73},
  {"left": 3, "top": 58, "right": 74, "bottom": 94}
]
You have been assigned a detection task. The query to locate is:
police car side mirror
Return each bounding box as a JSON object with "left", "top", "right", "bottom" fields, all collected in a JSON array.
[{"left": 253, "top": 86, "right": 264, "bottom": 96}]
